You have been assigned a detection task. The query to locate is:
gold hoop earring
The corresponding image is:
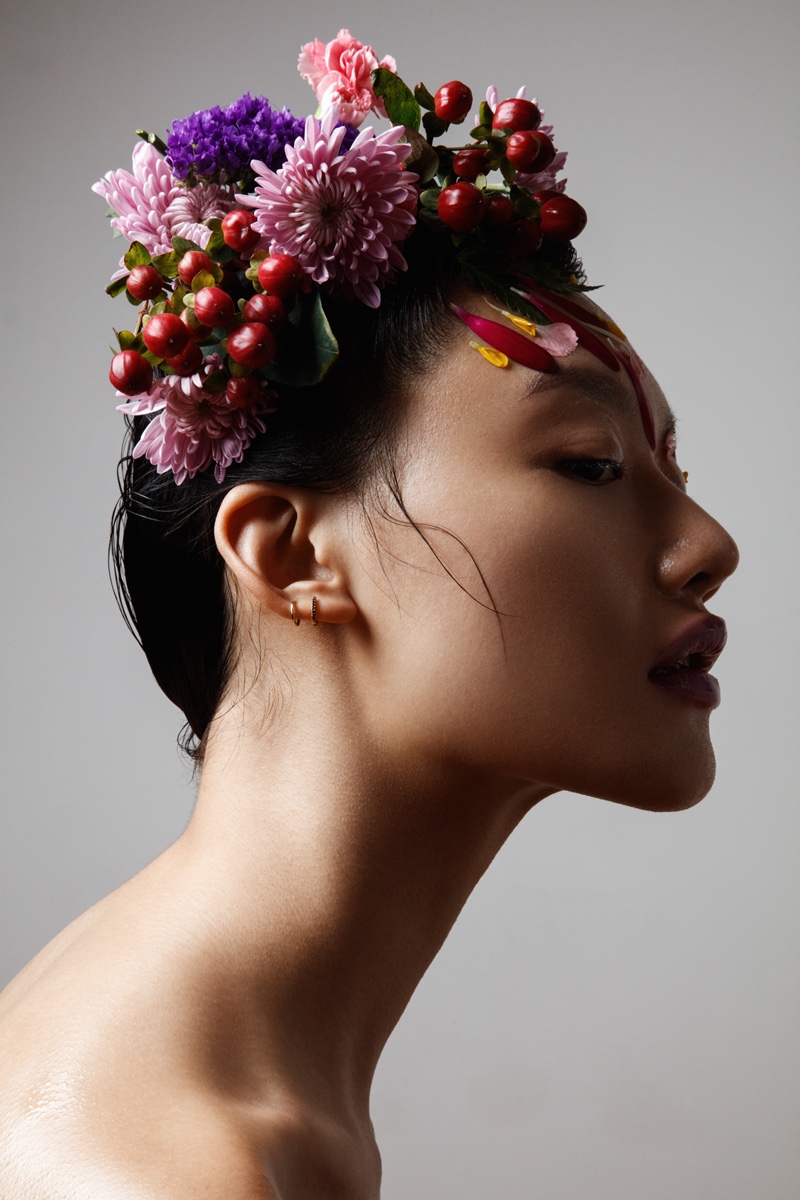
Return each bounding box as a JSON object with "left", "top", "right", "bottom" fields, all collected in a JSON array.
[
  {"left": 311, "top": 596, "right": 318, "bottom": 626},
  {"left": 290, "top": 601, "right": 301, "bottom": 626}
]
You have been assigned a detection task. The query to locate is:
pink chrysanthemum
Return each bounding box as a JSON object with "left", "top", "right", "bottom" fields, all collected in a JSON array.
[
  {"left": 93, "top": 144, "right": 233, "bottom": 261},
  {"left": 116, "top": 355, "right": 271, "bottom": 485},
  {"left": 239, "top": 109, "right": 419, "bottom": 308}
]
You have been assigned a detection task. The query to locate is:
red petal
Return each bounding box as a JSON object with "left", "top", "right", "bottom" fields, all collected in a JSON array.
[{"left": 451, "top": 304, "right": 556, "bottom": 373}]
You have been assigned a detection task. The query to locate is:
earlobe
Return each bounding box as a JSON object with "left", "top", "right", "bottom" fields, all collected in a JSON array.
[{"left": 213, "top": 483, "right": 358, "bottom": 625}]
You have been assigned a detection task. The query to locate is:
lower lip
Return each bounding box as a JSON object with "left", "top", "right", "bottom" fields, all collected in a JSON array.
[{"left": 648, "top": 669, "right": 721, "bottom": 709}]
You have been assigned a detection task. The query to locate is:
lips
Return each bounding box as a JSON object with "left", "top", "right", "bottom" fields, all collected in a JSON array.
[{"left": 648, "top": 615, "right": 727, "bottom": 708}]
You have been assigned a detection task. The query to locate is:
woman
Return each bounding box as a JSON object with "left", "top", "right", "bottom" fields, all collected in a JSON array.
[{"left": 0, "top": 30, "right": 738, "bottom": 1200}]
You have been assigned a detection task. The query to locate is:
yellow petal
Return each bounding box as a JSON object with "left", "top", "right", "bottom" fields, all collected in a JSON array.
[
  {"left": 470, "top": 341, "right": 509, "bottom": 368},
  {"left": 502, "top": 310, "right": 538, "bottom": 337},
  {"left": 602, "top": 317, "right": 627, "bottom": 340}
]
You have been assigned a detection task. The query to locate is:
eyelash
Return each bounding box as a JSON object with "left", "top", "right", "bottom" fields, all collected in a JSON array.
[{"left": 557, "top": 458, "right": 625, "bottom": 485}]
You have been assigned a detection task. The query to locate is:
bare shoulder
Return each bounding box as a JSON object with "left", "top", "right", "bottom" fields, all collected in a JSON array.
[{"left": 0, "top": 1076, "right": 281, "bottom": 1200}]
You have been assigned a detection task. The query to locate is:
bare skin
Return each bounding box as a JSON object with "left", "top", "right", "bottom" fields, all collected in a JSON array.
[{"left": 0, "top": 295, "right": 738, "bottom": 1199}]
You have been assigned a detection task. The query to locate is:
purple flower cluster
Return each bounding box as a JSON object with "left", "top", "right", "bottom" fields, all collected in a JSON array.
[{"left": 166, "top": 93, "right": 306, "bottom": 183}]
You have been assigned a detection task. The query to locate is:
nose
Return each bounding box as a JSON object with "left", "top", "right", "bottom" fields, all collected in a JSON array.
[{"left": 655, "top": 494, "right": 740, "bottom": 604}]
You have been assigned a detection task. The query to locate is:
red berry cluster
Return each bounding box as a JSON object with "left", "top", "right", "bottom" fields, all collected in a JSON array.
[
  {"left": 108, "top": 210, "right": 307, "bottom": 408},
  {"left": 417, "top": 86, "right": 587, "bottom": 250}
]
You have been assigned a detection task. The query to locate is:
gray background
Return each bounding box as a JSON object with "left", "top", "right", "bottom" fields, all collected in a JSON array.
[{"left": 1, "top": 1, "right": 798, "bottom": 1196}]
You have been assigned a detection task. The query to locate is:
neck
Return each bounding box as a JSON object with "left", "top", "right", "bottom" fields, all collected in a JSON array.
[{"left": 170, "top": 694, "right": 550, "bottom": 1130}]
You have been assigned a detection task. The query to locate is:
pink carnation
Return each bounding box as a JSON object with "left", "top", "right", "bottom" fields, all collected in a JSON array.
[
  {"left": 116, "top": 355, "right": 272, "bottom": 485},
  {"left": 298, "top": 28, "right": 397, "bottom": 126},
  {"left": 93, "top": 143, "right": 234, "bottom": 265},
  {"left": 239, "top": 108, "right": 418, "bottom": 309}
]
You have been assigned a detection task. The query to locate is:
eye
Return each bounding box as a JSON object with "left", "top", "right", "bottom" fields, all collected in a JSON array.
[{"left": 557, "top": 458, "right": 625, "bottom": 485}]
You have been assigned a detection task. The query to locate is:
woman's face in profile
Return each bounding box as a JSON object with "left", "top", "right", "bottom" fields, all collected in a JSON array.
[{"left": 347, "top": 296, "right": 739, "bottom": 812}]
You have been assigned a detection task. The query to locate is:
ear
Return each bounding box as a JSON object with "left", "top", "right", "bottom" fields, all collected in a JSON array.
[{"left": 213, "top": 483, "right": 358, "bottom": 626}]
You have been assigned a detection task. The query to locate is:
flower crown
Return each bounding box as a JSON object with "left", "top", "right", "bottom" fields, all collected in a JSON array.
[{"left": 96, "top": 29, "right": 646, "bottom": 486}]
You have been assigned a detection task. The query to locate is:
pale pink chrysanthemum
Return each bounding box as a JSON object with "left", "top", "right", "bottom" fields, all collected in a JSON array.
[
  {"left": 93, "top": 144, "right": 233, "bottom": 268},
  {"left": 163, "top": 182, "right": 234, "bottom": 245},
  {"left": 116, "top": 355, "right": 272, "bottom": 485},
  {"left": 92, "top": 141, "right": 181, "bottom": 257},
  {"left": 238, "top": 108, "right": 419, "bottom": 308},
  {"left": 298, "top": 29, "right": 397, "bottom": 127}
]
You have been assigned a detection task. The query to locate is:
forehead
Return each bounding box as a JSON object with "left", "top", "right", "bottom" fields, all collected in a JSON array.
[{"left": 423, "top": 291, "right": 678, "bottom": 442}]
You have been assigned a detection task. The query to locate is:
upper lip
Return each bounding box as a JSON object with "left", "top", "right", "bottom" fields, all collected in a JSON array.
[{"left": 649, "top": 614, "right": 727, "bottom": 675}]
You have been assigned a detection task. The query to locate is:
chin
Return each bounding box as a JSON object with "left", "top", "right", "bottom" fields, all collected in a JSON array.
[{"left": 566, "top": 736, "right": 718, "bottom": 814}]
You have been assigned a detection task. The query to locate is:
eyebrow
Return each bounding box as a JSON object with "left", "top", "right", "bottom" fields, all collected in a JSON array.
[{"left": 523, "top": 364, "right": 678, "bottom": 434}]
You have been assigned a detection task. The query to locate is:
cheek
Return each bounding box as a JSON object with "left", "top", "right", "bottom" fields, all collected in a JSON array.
[{"left": 361, "top": 484, "right": 715, "bottom": 811}]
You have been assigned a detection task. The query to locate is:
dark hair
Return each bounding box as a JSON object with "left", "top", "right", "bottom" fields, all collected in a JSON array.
[
  {"left": 110, "top": 229, "right": 585, "bottom": 760},
  {"left": 110, "top": 230, "right": 464, "bottom": 760}
]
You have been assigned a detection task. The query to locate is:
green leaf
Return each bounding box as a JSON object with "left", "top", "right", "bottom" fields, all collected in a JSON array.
[
  {"left": 205, "top": 227, "right": 230, "bottom": 258},
  {"left": 123, "top": 241, "right": 152, "bottom": 269},
  {"left": 414, "top": 82, "right": 436, "bottom": 111},
  {"left": 171, "top": 236, "right": 203, "bottom": 256},
  {"left": 203, "top": 369, "right": 229, "bottom": 394},
  {"left": 149, "top": 299, "right": 170, "bottom": 316},
  {"left": 182, "top": 291, "right": 196, "bottom": 309},
  {"left": 479, "top": 101, "right": 493, "bottom": 127},
  {"left": 141, "top": 349, "right": 162, "bottom": 367},
  {"left": 402, "top": 127, "right": 440, "bottom": 184},
  {"left": 115, "top": 328, "right": 140, "bottom": 351},
  {"left": 125, "top": 289, "right": 141, "bottom": 306},
  {"left": 105, "top": 275, "right": 129, "bottom": 299},
  {"left": 419, "top": 187, "right": 442, "bottom": 212},
  {"left": 151, "top": 251, "right": 180, "bottom": 278},
  {"left": 470, "top": 123, "right": 492, "bottom": 140},
  {"left": 191, "top": 270, "right": 217, "bottom": 293},
  {"left": 136, "top": 129, "right": 169, "bottom": 157},
  {"left": 266, "top": 290, "right": 339, "bottom": 387},
  {"left": 372, "top": 68, "right": 421, "bottom": 131},
  {"left": 422, "top": 110, "right": 448, "bottom": 141},
  {"left": 227, "top": 356, "right": 251, "bottom": 379},
  {"left": 171, "top": 281, "right": 187, "bottom": 315},
  {"left": 500, "top": 157, "right": 516, "bottom": 185}
]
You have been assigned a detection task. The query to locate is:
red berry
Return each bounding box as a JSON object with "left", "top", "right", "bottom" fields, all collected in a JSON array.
[
  {"left": 452, "top": 147, "right": 489, "bottom": 182},
  {"left": 221, "top": 209, "right": 260, "bottom": 254},
  {"left": 507, "top": 218, "right": 543, "bottom": 257},
  {"left": 491, "top": 98, "right": 541, "bottom": 133},
  {"left": 126, "top": 265, "right": 163, "bottom": 302},
  {"left": 165, "top": 341, "right": 203, "bottom": 377},
  {"left": 242, "top": 293, "right": 288, "bottom": 331},
  {"left": 109, "top": 349, "right": 153, "bottom": 395},
  {"left": 177, "top": 250, "right": 213, "bottom": 286},
  {"left": 142, "top": 312, "right": 190, "bottom": 359},
  {"left": 193, "top": 286, "right": 236, "bottom": 328},
  {"left": 226, "top": 376, "right": 264, "bottom": 408},
  {"left": 437, "top": 182, "right": 485, "bottom": 233},
  {"left": 526, "top": 132, "right": 555, "bottom": 173},
  {"left": 257, "top": 254, "right": 304, "bottom": 298},
  {"left": 539, "top": 195, "right": 588, "bottom": 242},
  {"left": 434, "top": 81, "right": 473, "bottom": 124},
  {"left": 180, "top": 309, "right": 213, "bottom": 344},
  {"left": 485, "top": 194, "right": 514, "bottom": 226},
  {"left": 227, "top": 322, "right": 276, "bottom": 370},
  {"left": 533, "top": 189, "right": 560, "bottom": 204},
  {"left": 506, "top": 130, "right": 555, "bottom": 170}
]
